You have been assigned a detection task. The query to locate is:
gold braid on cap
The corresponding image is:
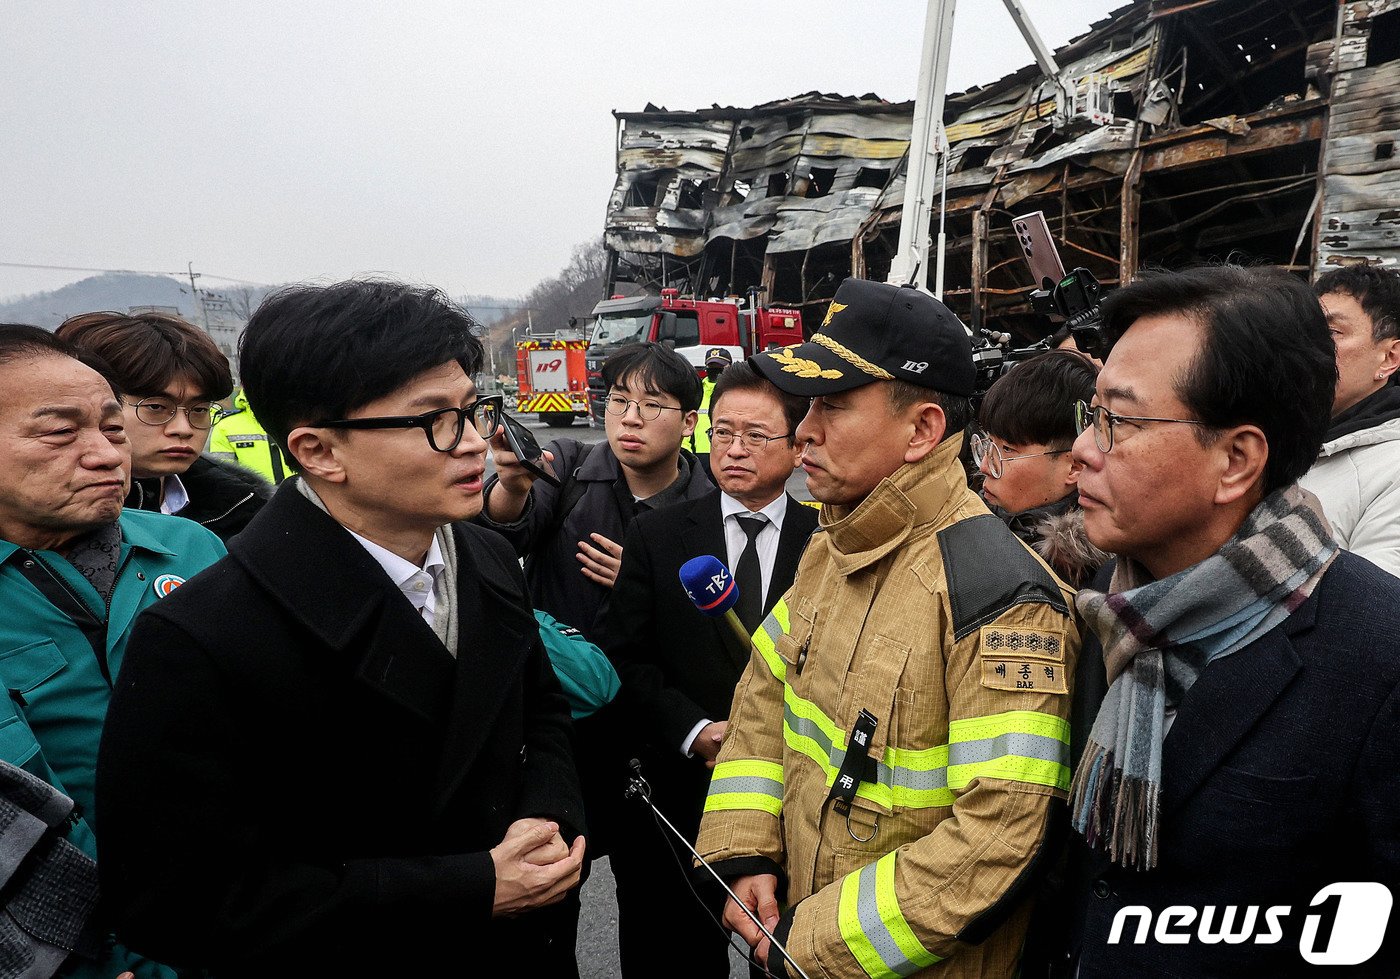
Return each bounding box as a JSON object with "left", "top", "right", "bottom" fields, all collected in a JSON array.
[{"left": 811, "top": 332, "right": 894, "bottom": 381}]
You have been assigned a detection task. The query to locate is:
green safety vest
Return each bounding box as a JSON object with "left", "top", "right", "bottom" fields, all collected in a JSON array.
[
  {"left": 691, "top": 377, "right": 716, "bottom": 454},
  {"left": 209, "top": 395, "right": 288, "bottom": 484}
]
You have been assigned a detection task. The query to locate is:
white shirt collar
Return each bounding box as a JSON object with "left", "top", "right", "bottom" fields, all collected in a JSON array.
[
  {"left": 720, "top": 491, "right": 788, "bottom": 531},
  {"left": 346, "top": 530, "right": 445, "bottom": 591},
  {"left": 159, "top": 473, "right": 189, "bottom": 516}
]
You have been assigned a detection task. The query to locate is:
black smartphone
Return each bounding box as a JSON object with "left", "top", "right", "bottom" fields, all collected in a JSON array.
[{"left": 499, "top": 413, "right": 562, "bottom": 488}]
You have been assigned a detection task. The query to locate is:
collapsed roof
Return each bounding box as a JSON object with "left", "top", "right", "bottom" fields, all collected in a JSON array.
[{"left": 603, "top": 0, "right": 1400, "bottom": 336}]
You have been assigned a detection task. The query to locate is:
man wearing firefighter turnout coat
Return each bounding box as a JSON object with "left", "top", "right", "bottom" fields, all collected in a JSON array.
[{"left": 695, "top": 278, "right": 1080, "bottom": 979}]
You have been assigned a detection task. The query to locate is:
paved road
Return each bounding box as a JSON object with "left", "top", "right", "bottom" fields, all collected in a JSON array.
[{"left": 494, "top": 414, "right": 766, "bottom": 976}]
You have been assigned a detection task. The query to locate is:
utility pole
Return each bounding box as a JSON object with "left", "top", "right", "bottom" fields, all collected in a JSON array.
[{"left": 187, "top": 261, "right": 211, "bottom": 333}]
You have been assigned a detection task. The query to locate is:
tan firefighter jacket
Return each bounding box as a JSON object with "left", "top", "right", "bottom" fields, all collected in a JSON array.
[{"left": 695, "top": 435, "right": 1080, "bottom": 979}]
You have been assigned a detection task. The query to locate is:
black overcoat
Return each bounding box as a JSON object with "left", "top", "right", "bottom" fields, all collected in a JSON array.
[
  {"left": 1037, "top": 552, "right": 1400, "bottom": 977},
  {"left": 96, "top": 483, "right": 583, "bottom": 976}
]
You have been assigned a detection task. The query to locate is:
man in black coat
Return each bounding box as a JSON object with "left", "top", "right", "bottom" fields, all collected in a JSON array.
[
  {"left": 1030, "top": 266, "right": 1400, "bottom": 977},
  {"left": 597, "top": 360, "right": 818, "bottom": 977},
  {"left": 96, "top": 280, "right": 585, "bottom": 977}
]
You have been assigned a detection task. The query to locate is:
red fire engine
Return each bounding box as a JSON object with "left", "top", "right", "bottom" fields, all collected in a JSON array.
[
  {"left": 515, "top": 335, "right": 590, "bottom": 427},
  {"left": 584, "top": 289, "right": 804, "bottom": 421}
]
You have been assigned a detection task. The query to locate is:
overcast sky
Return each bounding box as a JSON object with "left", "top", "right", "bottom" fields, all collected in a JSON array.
[{"left": 1, "top": 0, "right": 1124, "bottom": 302}]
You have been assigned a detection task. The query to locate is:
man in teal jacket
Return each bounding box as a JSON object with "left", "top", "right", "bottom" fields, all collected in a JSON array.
[{"left": 0, "top": 325, "right": 226, "bottom": 978}]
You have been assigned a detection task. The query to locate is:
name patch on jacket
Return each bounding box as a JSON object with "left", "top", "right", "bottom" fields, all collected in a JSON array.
[{"left": 979, "top": 625, "right": 1067, "bottom": 693}]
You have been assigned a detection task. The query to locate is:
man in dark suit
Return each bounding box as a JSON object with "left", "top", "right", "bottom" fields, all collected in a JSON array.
[
  {"left": 96, "top": 281, "right": 585, "bottom": 977},
  {"left": 1033, "top": 266, "right": 1400, "bottom": 977},
  {"left": 599, "top": 359, "right": 818, "bottom": 977}
]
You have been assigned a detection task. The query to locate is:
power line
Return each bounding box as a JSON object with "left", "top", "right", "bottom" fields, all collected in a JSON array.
[{"left": 0, "top": 260, "right": 269, "bottom": 286}]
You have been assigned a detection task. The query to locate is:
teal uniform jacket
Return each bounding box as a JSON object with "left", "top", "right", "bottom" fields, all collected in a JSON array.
[{"left": 0, "top": 509, "right": 225, "bottom": 978}]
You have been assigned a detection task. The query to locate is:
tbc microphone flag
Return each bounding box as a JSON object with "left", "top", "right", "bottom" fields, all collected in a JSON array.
[{"left": 679, "top": 555, "right": 752, "bottom": 650}]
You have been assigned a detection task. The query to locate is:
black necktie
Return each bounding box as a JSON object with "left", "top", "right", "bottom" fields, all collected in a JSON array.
[{"left": 734, "top": 514, "right": 767, "bottom": 632}]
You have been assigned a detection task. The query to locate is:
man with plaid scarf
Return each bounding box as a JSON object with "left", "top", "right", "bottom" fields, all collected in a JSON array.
[{"left": 1038, "top": 265, "right": 1400, "bottom": 977}]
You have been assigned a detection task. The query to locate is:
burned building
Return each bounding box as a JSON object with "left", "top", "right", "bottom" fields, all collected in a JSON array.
[{"left": 603, "top": 0, "right": 1400, "bottom": 337}]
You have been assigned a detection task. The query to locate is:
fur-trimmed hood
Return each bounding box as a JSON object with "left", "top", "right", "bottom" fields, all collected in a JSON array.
[{"left": 1031, "top": 506, "right": 1109, "bottom": 589}]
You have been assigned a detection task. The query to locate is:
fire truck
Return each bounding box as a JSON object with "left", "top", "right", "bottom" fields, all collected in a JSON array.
[
  {"left": 515, "top": 334, "right": 590, "bottom": 426},
  {"left": 584, "top": 289, "right": 804, "bottom": 422}
]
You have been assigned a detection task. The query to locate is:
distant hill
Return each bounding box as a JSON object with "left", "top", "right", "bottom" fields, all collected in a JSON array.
[
  {"left": 0, "top": 274, "right": 205, "bottom": 329},
  {"left": 457, "top": 294, "right": 523, "bottom": 326},
  {"left": 0, "top": 274, "right": 523, "bottom": 331}
]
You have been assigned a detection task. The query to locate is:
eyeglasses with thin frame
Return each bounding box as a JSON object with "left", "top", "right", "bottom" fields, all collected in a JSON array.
[
  {"left": 969, "top": 432, "right": 1067, "bottom": 479},
  {"left": 313, "top": 395, "right": 503, "bottom": 453},
  {"left": 1074, "top": 400, "right": 1208, "bottom": 453},
  {"left": 604, "top": 395, "right": 686, "bottom": 422},
  {"left": 123, "top": 397, "right": 221, "bottom": 430},
  {"left": 710, "top": 428, "right": 793, "bottom": 450}
]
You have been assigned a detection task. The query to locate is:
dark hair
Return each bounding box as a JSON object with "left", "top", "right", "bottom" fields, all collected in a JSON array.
[
  {"left": 238, "top": 279, "right": 483, "bottom": 451},
  {"left": 887, "top": 379, "right": 972, "bottom": 443},
  {"left": 600, "top": 342, "right": 703, "bottom": 412},
  {"left": 710, "top": 358, "right": 809, "bottom": 443},
  {"left": 1100, "top": 265, "right": 1336, "bottom": 494},
  {"left": 0, "top": 324, "right": 121, "bottom": 398},
  {"left": 979, "top": 350, "right": 1099, "bottom": 449},
  {"left": 56, "top": 310, "right": 232, "bottom": 401},
  {"left": 1315, "top": 264, "right": 1400, "bottom": 342}
]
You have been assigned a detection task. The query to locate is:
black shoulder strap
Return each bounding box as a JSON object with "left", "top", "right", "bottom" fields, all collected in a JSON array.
[
  {"left": 12, "top": 556, "right": 111, "bottom": 686},
  {"left": 542, "top": 441, "right": 597, "bottom": 545},
  {"left": 938, "top": 513, "right": 1069, "bottom": 641}
]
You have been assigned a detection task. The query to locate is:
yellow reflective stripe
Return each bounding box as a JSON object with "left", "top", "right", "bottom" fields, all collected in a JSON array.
[
  {"left": 712, "top": 759, "right": 783, "bottom": 781},
  {"left": 838, "top": 852, "right": 942, "bottom": 978},
  {"left": 947, "top": 755, "right": 1070, "bottom": 791},
  {"left": 948, "top": 709, "right": 1070, "bottom": 744},
  {"left": 752, "top": 600, "right": 789, "bottom": 682},
  {"left": 839, "top": 866, "right": 884, "bottom": 978},
  {"left": 784, "top": 696, "right": 1071, "bottom": 806},
  {"left": 948, "top": 710, "right": 1072, "bottom": 792},
  {"left": 704, "top": 791, "right": 782, "bottom": 816},
  {"left": 875, "top": 852, "right": 942, "bottom": 974},
  {"left": 705, "top": 760, "right": 784, "bottom": 816}
]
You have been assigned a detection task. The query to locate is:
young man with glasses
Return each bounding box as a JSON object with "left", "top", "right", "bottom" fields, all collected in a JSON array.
[
  {"left": 1026, "top": 265, "right": 1400, "bottom": 977},
  {"left": 57, "top": 311, "right": 270, "bottom": 542},
  {"left": 97, "top": 280, "right": 585, "bottom": 976},
  {"left": 479, "top": 341, "right": 713, "bottom": 935},
  {"left": 597, "top": 359, "right": 818, "bottom": 977},
  {"left": 973, "top": 350, "right": 1105, "bottom": 587}
]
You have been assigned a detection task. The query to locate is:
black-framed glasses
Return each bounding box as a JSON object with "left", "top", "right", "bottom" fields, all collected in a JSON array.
[
  {"left": 1074, "top": 400, "right": 1208, "bottom": 453},
  {"left": 710, "top": 428, "right": 792, "bottom": 450},
  {"left": 313, "top": 395, "right": 503, "bottom": 452},
  {"left": 969, "top": 432, "right": 1067, "bottom": 479},
  {"left": 123, "top": 397, "right": 220, "bottom": 430},
  {"left": 604, "top": 395, "right": 686, "bottom": 421}
]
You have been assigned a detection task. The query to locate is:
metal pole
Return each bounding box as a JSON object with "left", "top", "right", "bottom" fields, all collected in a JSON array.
[
  {"left": 887, "top": 0, "right": 958, "bottom": 292},
  {"left": 934, "top": 123, "right": 950, "bottom": 301}
]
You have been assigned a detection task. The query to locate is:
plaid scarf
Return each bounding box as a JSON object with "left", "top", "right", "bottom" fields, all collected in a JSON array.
[{"left": 1068, "top": 484, "right": 1337, "bottom": 870}]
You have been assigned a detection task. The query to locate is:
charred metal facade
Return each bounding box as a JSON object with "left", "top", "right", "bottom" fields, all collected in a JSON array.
[{"left": 603, "top": 0, "right": 1400, "bottom": 338}]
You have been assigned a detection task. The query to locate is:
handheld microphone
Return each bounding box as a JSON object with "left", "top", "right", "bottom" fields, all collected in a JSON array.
[{"left": 679, "top": 555, "right": 752, "bottom": 651}]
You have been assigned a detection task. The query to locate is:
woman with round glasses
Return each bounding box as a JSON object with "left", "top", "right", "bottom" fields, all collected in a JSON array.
[
  {"left": 57, "top": 311, "right": 270, "bottom": 541},
  {"left": 973, "top": 350, "right": 1106, "bottom": 587}
]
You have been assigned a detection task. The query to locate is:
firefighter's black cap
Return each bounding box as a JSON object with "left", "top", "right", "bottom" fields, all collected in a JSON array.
[{"left": 750, "top": 278, "right": 975, "bottom": 397}]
